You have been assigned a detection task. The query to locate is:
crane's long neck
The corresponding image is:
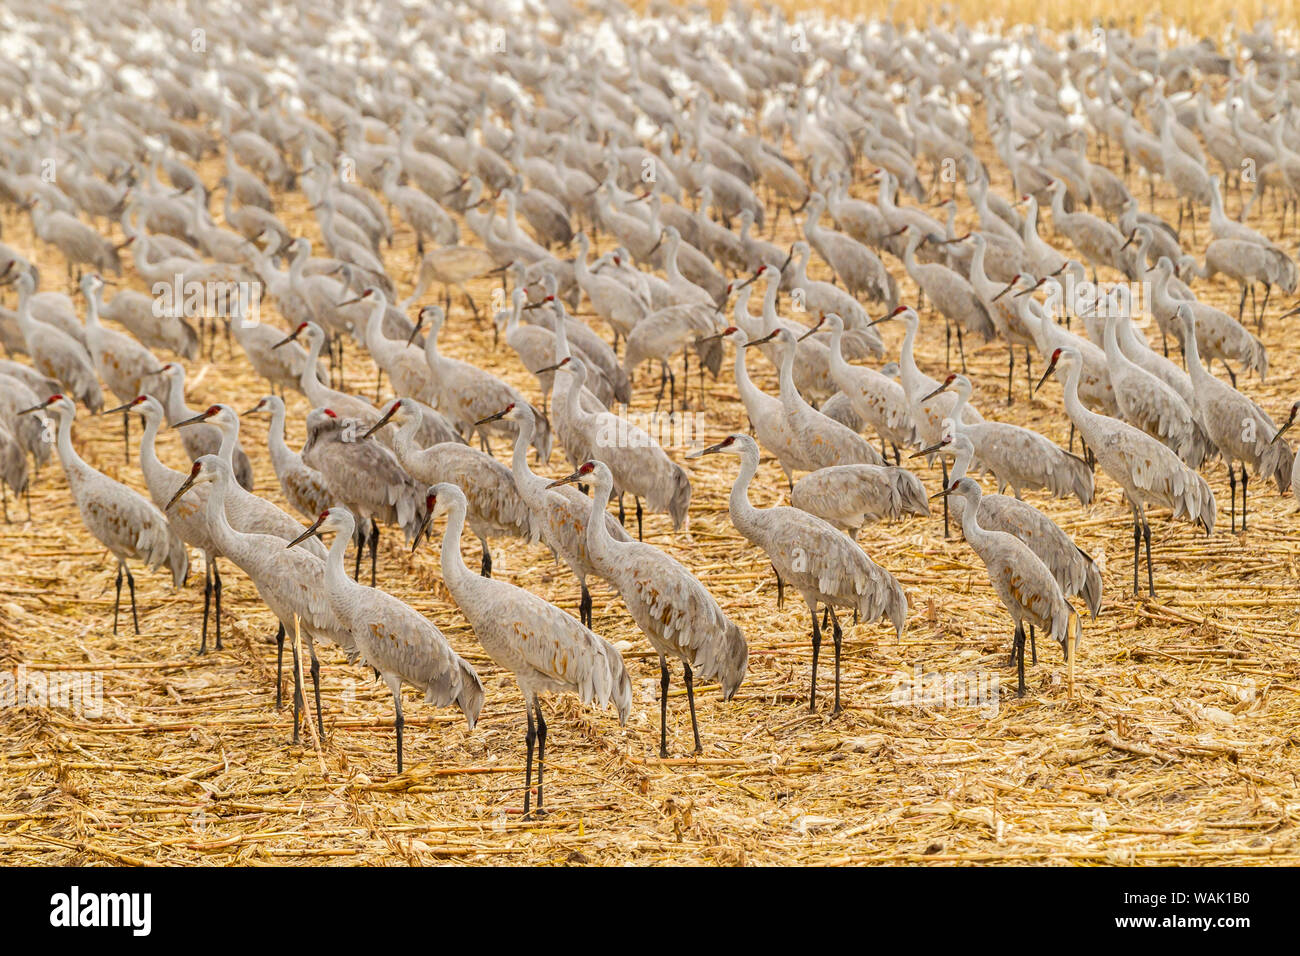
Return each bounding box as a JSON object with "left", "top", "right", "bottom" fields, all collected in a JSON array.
[
  {"left": 507, "top": 414, "right": 545, "bottom": 501},
  {"left": 365, "top": 299, "right": 389, "bottom": 355},
  {"left": 390, "top": 415, "right": 420, "bottom": 469},
  {"left": 217, "top": 424, "right": 238, "bottom": 470},
  {"left": 1181, "top": 319, "right": 1209, "bottom": 385},
  {"left": 899, "top": 317, "right": 922, "bottom": 394},
  {"left": 138, "top": 412, "right": 170, "bottom": 483},
  {"left": 299, "top": 334, "right": 324, "bottom": 394},
  {"left": 761, "top": 275, "right": 780, "bottom": 330},
  {"left": 776, "top": 341, "right": 804, "bottom": 415},
  {"left": 582, "top": 470, "right": 619, "bottom": 565},
  {"left": 53, "top": 411, "right": 89, "bottom": 482},
  {"left": 726, "top": 446, "right": 763, "bottom": 537},
  {"left": 956, "top": 490, "right": 994, "bottom": 550},
  {"left": 438, "top": 498, "right": 474, "bottom": 593},
  {"left": 826, "top": 324, "right": 851, "bottom": 380},
  {"left": 323, "top": 516, "right": 355, "bottom": 596}
]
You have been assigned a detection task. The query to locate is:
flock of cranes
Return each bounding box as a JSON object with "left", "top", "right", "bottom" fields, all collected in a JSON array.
[{"left": 4, "top": 0, "right": 1300, "bottom": 814}]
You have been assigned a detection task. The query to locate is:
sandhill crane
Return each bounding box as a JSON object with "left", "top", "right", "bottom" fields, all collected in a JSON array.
[
  {"left": 895, "top": 226, "right": 994, "bottom": 371},
  {"left": 241, "top": 396, "right": 331, "bottom": 521},
  {"left": 1036, "top": 347, "right": 1215, "bottom": 595},
  {"left": 378, "top": 157, "right": 457, "bottom": 253},
  {"left": 26, "top": 196, "right": 127, "bottom": 278},
  {"left": 1272, "top": 403, "right": 1300, "bottom": 506},
  {"left": 10, "top": 271, "right": 103, "bottom": 413},
  {"left": 785, "top": 241, "right": 873, "bottom": 331},
  {"left": 301, "top": 407, "right": 424, "bottom": 585},
  {"left": 1178, "top": 304, "right": 1293, "bottom": 531},
  {"left": 20, "top": 396, "right": 187, "bottom": 633},
  {"left": 913, "top": 431, "right": 1103, "bottom": 623},
  {"left": 937, "top": 478, "right": 1077, "bottom": 697},
  {"left": 1150, "top": 259, "right": 1268, "bottom": 384},
  {"left": 790, "top": 464, "right": 929, "bottom": 537},
  {"left": 924, "top": 373, "right": 1094, "bottom": 505},
  {"left": 543, "top": 357, "right": 691, "bottom": 539},
  {"left": 574, "top": 232, "right": 649, "bottom": 347},
  {"left": 1196, "top": 238, "right": 1284, "bottom": 325},
  {"left": 271, "top": 323, "right": 383, "bottom": 426},
  {"left": 1046, "top": 180, "right": 1128, "bottom": 282},
  {"left": 803, "top": 192, "right": 897, "bottom": 310},
  {"left": 692, "top": 434, "right": 905, "bottom": 712},
  {"left": 148, "top": 363, "right": 256, "bottom": 490},
  {"left": 410, "top": 305, "right": 551, "bottom": 459},
  {"left": 476, "top": 402, "right": 632, "bottom": 627},
  {"left": 96, "top": 283, "right": 196, "bottom": 358},
  {"left": 289, "top": 505, "right": 483, "bottom": 773},
  {"left": 420, "top": 482, "right": 630, "bottom": 815},
  {"left": 810, "top": 313, "right": 915, "bottom": 458},
  {"left": 165, "top": 456, "right": 349, "bottom": 737},
  {"left": 549, "top": 460, "right": 746, "bottom": 756},
  {"left": 364, "top": 398, "right": 535, "bottom": 576},
  {"left": 79, "top": 274, "right": 161, "bottom": 460}
]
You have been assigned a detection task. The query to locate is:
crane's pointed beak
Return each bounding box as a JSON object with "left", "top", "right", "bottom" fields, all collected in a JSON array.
[
  {"left": 165, "top": 472, "right": 199, "bottom": 511},
  {"left": 796, "top": 318, "right": 824, "bottom": 341},
  {"left": 362, "top": 404, "right": 399, "bottom": 440},
  {"left": 909, "top": 442, "right": 946, "bottom": 459},
  {"left": 929, "top": 486, "right": 955, "bottom": 501},
  {"left": 686, "top": 441, "right": 728, "bottom": 459},
  {"left": 336, "top": 294, "right": 365, "bottom": 307},
  {"left": 547, "top": 469, "right": 585, "bottom": 489},
  {"left": 992, "top": 280, "right": 1017, "bottom": 302},
  {"left": 744, "top": 329, "right": 779, "bottom": 348},
  {"left": 734, "top": 270, "right": 759, "bottom": 290},
  {"left": 240, "top": 404, "right": 264, "bottom": 417},
  {"left": 271, "top": 328, "right": 302, "bottom": 349},
  {"left": 1033, "top": 359, "right": 1058, "bottom": 395},
  {"left": 1271, "top": 418, "right": 1295, "bottom": 445},
  {"left": 920, "top": 383, "right": 949, "bottom": 402},
  {"left": 474, "top": 408, "right": 510, "bottom": 426},
  {"left": 1120, "top": 230, "right": 1137, "bottom": 250},
  {"left": 173, "top": 412, "right": 211, "bottom": 429},
  {"left": 1279, "top": 304, "right": 1300, "bottom": 319},
  {"left": 404, "top": 313, "right": 426, "bottom": 348},
  {"left": 535, "top": 358, "right": 569, "bottom": 373},
  {"left": 287, "top": 516, "right": 325, "bottom": 550},
  {"left": 1014, "top": 278, "right": 1046, "bottom": 298},
  {"left": 18, "top": 399, "right": 52, "bottom": 415},
  {"left": 411, "top": 503, "right": 435, "bottom": 553},
  {"left": 102, "top": 400, "right": 137, "bottom": 416}
]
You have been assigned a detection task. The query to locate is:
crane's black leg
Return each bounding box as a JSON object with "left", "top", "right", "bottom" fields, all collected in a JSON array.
[
  {"left": 1024, "top": 347, "right": 1032, "bottom": 396},
  {"left": 126, "top": 565, "right": 139, "bottom": 634},
  {"left": 809, "top": 603, "right": 822, "bottom": 713},
  {"left": 683, "top": 662, "right": 702, "bottom": 755},
  {"left": 1228, "top": 463, "right": 1237, "bottom": 532},
  {"left": 290, "top": 636, "right": 302, "bottom": 745},
  {"left": 1241, "top": 464, "right": 1249, "bottom": 531},
  {"left": 828, "top": 606, "right": 843, "bottom": 716},
  {"left": 308, "top": 639, "right": 325, "bottom": 739},
  {"left": 534, "top": 699, "right": 547, "bottom": 815},
  {"left": 1142, "top": 514, "right": 1155, "bottom": 597},
  {"left": 617, "top": 492, "right": 625, "bottom": 527},
  {"left": 658, "top": 655, "right": 670, "bottom": 759},
  {"left": 579, "top": 582, "right": 591, "bottom": 628},
  {"left": 956, "top": 323, "right": 967, "bottom": 373},
  {"left": 523, "top": 702, "right": 535, "bottom": 816},
  {"left": 123, "top": 409, "right": 130, "bottom": 462},
  {"left": 1015, "top": 622, "right": 1026, "bottom": 697},
  {"left": 113, "top": 563, "right": 123, "bottom": 635},
  {"left": 1029, "top": 624, "right": 1037, "bottom": 664},
  {"left": 480, "top": 541, "right": 492, "bottom": 578},
  {"left": 636, "top": 498, "right": 643, "bottom": 541},
  {"left": 772, "top": 564, "right": 784, "bottom": 609},
  {"left": 369, "top": 521, "right": 379, "bottom": 587},
  {"left": 212, "top": 560, "right": 222, "bottom": 650},
  {"left": 945, "top": 321, "right": 951, "bottom": 368},
  {"left": 274, "top": 622, "right": 285, "bottom": 709},
  {"left": 1006, "top": 348, "right": 1014, "bottom": 405},
  {"left": 353, "top": 524, "right": 364, "bottom": 580},
  {"left": 394, "top": 692, "right": 404, "bottom": 775},
  {"left": 199, "top": 560, "right": 212, "bottom": 654}
]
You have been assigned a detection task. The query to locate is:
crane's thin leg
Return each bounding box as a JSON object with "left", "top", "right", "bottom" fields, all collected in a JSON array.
[
  {"left": 683, "top": 662, "right": 702, "bottom": 755},
  {"left": 1142, "top": 511, "right": 1155, "bottom": 597},
  {"left": 308, "top": 638, "right": 325, "bottom": 739},
  {"left": 772, "top": 563, "right": 784, "bottom": 609},
  {"left": 828, "top": 606, "right": 843, "bottom": 716},
  {"left": 1228, "top": 463, "right": 1237, "bottom": 533},
  {"left": 523, "top": 702, "right": 536, "bottom": 816},
  {"left": 113, "top": 563, "right": 124, "bottom": 635},
  {"left": 941, "top": 458, "right": 950, "bottom": 538},
  {"left": 1024, "top": 347, "right": 1032, "bottom": 396},
  {"left": 944, "top": 321, "right": 952, "bottom": 369},
  {"left": 635, "top": 498, "right": 643, "bottom": 541},
  {"left": 290, "top": 636, "right": 302, "bottom": 745},
  {"left": 534, "top": 699, "right": 547, "bottom": 815},
  {"left": 369, "top": 520, "right": 379, "bottom": 587},
  {"left": 579, "top": 582, "right": 591, "bottom": 628},
  {"left": 274, "top": 622, "right": 285, "bottom": 709},
  {"left": 126, "top": 565, "right": 139, "bottom": 635},
  {"left": 353, "top": 523, "right": 364, "bottom": 580},
  {"left": 1029, "top": 624, "right": 1037, "bottom": 665},
  {"left": 1015, "top": 622, "right": 1026, "bottom": 697},
  {"left": 123, "top": 409, "right": 130, "bottom": 463},
  {"left": 1241, "top": 464, "right": 1249, "bottom": 531},
  {"left": 213, "top": 559, "right": 222, "bottom": 650},
  {"left": 617, "top": 492, "right": 625, "bottom": 527},
  {"left": 199, "top": 560, "right": 212, "bottom": 654},
  {"left": 658, "top": 655, "right": 670, "bottom": 759},
  {"left": 1006, "top": 348, "right": 1014, "bottom": 405},
  {"left": 480, "top": 540, "right": 492, "bottom": 578},
  {"left": 809, "top": 602, "right": 822, "bottom": 713},
  {"left": 956, "top": 323, "right": 967, "bottom": 374},
  {"left": 393, "top": 691, "right": 404, "bottom": 775}
]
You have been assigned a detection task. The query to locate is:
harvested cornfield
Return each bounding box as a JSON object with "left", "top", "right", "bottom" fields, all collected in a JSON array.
[{"left": 1, "top": 1, "right": 1299, "bottom": 867}]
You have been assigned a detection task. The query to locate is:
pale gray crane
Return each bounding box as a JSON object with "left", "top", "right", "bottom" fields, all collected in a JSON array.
[
  {"left": 20, "top": 395, "right": 187, "bottom": 633},
  {"left": 290, "top": 505, "right": 484, "bottom": 774},
  {"left": 11, "top": 270, "right": 103, "bottom": 413},
  {"left": 937, "top": 478, "right": 1077, "bottom": 697},
  {"left": 895, "top": 226, "right": 995, "bottom": 371},
  {"left": 80, "top": 274, "right": 160, "bottom": 461},
  {"left": 26, "top": 196, "right": 127, "bottom": 278},
  {"left": 272, "top": 322, "right": 384, "bottom": 425},
  {"left": 166, "top": 456, "right": 350, "bottom": 738},
  {"left": 924, "top": 373, "right": 1094, "bottom": 505},
  {"left": 1047, "top": 180, "right": 1128, "bottom": 281},
  {"left": 542, "top": 357, "right": 691, "bottom": 539},
  {"left": 574, "top": 232, "right": 650, "bottom": 346},
  {"left": 476, "top": 402, "right": 631, "bottom": 627},
  {"left": 803, "top": 192, "right": 897, "bottom": 310},
  {"left": 364, "top": 398, "right": 535, "bottom": 577},
  {"left": 785, "top": 240, "right": 873, "bottom": 331},
  {"left": 790, "top": 464, "right": 929, "bottom": 537},
  {"left": 1150, "top": 259, "right": 1268, "bottom": 384},
  {"left": 301, "top": 406, "right": 424, "bottom": 585},
  {"left": 692, "top": 434, "right": 905, "bottom": 713},
  {"left": 148, "top": 363, "right": 256, "bottom": 490},
  {"left": 912, "top": 431, "right": 1103, "bottom": 626},
  {"left": 1178, "top": 304, "right": 1293, "bottom": 531},
  {"left": 1272, "top": 403, "right": 1300, "bottom": 507},
  {"left": 420, "top": 482, "right": 630, "bottom": 816},
  {"left": 549, "top": 460, "right": 746, "bottom": 757},
  {"left": 1036, "top": 347, "right": 1215, "bottom": 595},
  {"left": 811, "top": 314, "right": 915, "bottom": 459},
  {"left": 241, "top": 395, "right": 332, "bottom": 522}
]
